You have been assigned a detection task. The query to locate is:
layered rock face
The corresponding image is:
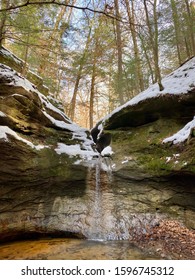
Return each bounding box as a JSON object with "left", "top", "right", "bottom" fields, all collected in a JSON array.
[
  {"left": 0, "top": 54, "right": 195, "bottom": 244},
  {"left": 93, "top": 57, "right": 195, "bottom": 233},
  {"left": 0, "top": 63, "right": 97, "bottom": 241}
]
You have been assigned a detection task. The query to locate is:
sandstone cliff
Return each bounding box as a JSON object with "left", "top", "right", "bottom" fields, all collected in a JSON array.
[{"left": 0, "top": 52, "right": 195, "bottom": 246}]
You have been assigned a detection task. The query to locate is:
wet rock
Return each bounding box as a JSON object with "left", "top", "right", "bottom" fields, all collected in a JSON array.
[
  {"left": 91, "top": 58, "right": 195, "bottom": 232},
  {"left": 0, "top": 53, "right": 195, "bottom": 249}
]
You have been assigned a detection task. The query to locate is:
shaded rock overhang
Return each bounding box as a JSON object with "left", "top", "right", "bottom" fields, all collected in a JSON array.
[
  {"left": 93, "top": 56, "right": 195, "bottom": 131},
  {"left": 104, "top": 91, "right": 195, "bottom": 130}
]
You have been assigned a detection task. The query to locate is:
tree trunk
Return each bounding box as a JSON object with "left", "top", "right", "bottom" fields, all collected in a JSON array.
[
  {"left": 124, "top": 0, "right": 144, "bottom": 92},
  {"left": 143, "top": 0, "right": 164, "bottom": 91},
  {"left": 22, "top": 31, "right": 30, "bottom": 76},
  {"left": 0, "top": 0, "right": 9, "bottom": 46},
  {"left": 89, "top": 25, "right": 99, "bottom": 129},
  {"left": 68, "top": 27, "right": 91, "bottom": 121},
  {"left": 139, "top": 33, "right": 155, "bottom": 85},
  {"left": 184, "top": 0, "right": 195, "bottom": 56},
  {"left": 38, "top": 5, "right": 67, "bottom": 75},
  {"left": 170, "top": 0, "right": 182, "bottom": 64},
  {"left": 89, "top": 61, "right": 96, "bottom": 129},
  {"left": 114, "top": 0, "right": 124, "bottom": 105}
]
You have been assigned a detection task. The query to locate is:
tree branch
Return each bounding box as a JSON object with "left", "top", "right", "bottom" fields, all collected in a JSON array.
[{"left": 0, "top": 0, "right": 125, "bottom": 22}]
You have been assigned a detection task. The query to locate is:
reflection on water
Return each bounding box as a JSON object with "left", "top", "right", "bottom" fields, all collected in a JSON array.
[{"left": 0, "top": 238, "right": 160, "bottom": 260}]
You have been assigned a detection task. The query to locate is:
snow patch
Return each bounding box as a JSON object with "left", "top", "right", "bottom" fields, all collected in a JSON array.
[
  {"left": 0, "top": 125, "right": 49, "bottom": 150},
  {"left": 0, "top": 111, "right": 6, "bottom": 117},
  {"left": 37, "top": 91, "right": 71, "bottom": 123},
  {"left": 55, "top": 143, "right": 97, "bottom": 160},
  {"left": 122, "top": 159, "right": 129, "bottom": 164},
  {"left": 97, "top": 123, "right": 103, "bottom": 139},
  {"left": 163, "top": 117, "right": 195, "bottom": 144},
  {"left": 166, "top": 157, "right": 171, "bottom": 163},
  {"left": 42, "top": 111, "right": 70, "bottom": 129},
  {"left": 101, "top": 146, "right": 114, "bottom": 156},
  {"left": 0, "top": 47, "right": 24, "bottom": 66}
]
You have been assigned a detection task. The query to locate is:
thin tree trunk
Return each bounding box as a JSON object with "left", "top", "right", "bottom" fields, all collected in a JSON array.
[
  {"left": 139, "top": 33, "right": 155, "bottom": 84},
  {"left": 144, "top": 0, "right": 164, "bottom": 91},
  {"left": 68, "top": 27, "right": 91, "bottom": 121},
  {"left": 38, "top": 5, "right": 67, "bottom": 75},
  {"left": 114, "top": 0, "right": 124, "bottom": 105},
  {"left": 22, "top": 31, "right": 30, "bottom": 76},
  {"left": 0, "top": 0, "right": 9, "bottom": 46},
  {"left": 170, "top": 0, "right": 182, "bottom": 64},
  {"left": 89, "top": 61, "right": 96, "bottom": 129},
  {"left": 184, "top": 0, "right": 195, "bottom": 56},
  {"left": 124, "top": 0, "right": 144, "bottom": 92},
  {"left": 89, "top": 27, "right": 99, "bottom": 129}
]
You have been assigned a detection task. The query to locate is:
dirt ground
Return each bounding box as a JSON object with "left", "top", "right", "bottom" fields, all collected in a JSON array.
[{"left": 133, "top": 219, "right": 195, "bottom": 259}]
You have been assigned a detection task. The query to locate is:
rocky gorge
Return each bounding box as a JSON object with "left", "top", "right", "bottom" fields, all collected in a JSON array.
[{"left": 0, "top": 49, "right": 195, "bottom": 259}]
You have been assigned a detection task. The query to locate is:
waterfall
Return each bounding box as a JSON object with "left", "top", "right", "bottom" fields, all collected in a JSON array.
[
  {"left": 86, "top": 155, "right": 119, "bottom": 240},
  {"left": 88, "top": 155, "right": 104, "bottom": 240},
  {"left": 49, "top": 154, "right": 162, "bottom": 242}
]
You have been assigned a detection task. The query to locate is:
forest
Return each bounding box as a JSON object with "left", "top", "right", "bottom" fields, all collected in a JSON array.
[{"left": 0, "top": 0, "right": 195, "bottom": 128}]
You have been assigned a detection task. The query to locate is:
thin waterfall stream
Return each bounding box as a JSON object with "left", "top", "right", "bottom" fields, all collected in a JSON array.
[
  {"left": 0, "top": 156, "right": 159, "bottom": 260},
  {"left": 0, "top": 156, "right": 167, "bottom": 260},
  {"left": 87, "top": 155, "right": 115, "bottom": 241},
  {"left": 0, "top": 154, "right": 161, "bottom": 259},
  {"left": 93, "top": 155, "right": 103, "bottom": 239}
]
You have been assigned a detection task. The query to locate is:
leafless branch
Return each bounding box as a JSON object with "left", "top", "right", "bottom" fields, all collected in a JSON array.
[{"left": 0, "top": 0, "right": 125, "bottom": 22}]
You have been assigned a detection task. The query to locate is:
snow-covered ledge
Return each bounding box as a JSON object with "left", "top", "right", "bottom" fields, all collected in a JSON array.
[{"left": 163, "top": 117, "right": 195, "bottom": 144}]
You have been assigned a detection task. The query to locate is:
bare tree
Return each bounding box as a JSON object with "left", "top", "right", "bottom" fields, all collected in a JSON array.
[
  {"left": 69, "top": 27, "right": 91, "bottom": 121},
  {"left": 143, "top": 0, "right": 164, "bottom": 91},
  {"left": 0, "top": 0, "right": 10, "bottom": 46},
  {"left": 184, "top": 0, "right": 195, "bottom": 55},
  {"left": 124, "top": 0, "right": 144, "bottom": 92},
  {"left": 114, "top": 0, "right": 124, "bottom": 104},
  {"left": 38, "top": 5, "right": 67, "bottom": 75}
]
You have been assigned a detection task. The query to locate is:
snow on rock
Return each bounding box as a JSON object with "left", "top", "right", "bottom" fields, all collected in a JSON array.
[
  {"left": 163, "top": 117, "right": 195, "bottom": 144},
  {"left": 122, "top": 159, "right": 129, "bottom": 164},
  {"left": 42, "top": 111, "right": 71, "bottom": 129},
  {"left": 0, "top": 63, "right": 37, "bottom": 92},
  {"left": 0, "top": 63, "right": 87, "bottom": 133},
  {"left": 0, "top": 63, "right": 95, "bottom": 159},
  {"left": 101, "top": 146, "right": 114, "bottom": 156},
  {"left": 0, "top": 111, "right": 6, "bottom": 117},
  {"left": 0, "top": 47, "right": 24, "bottom": 69},
  {"left": 37, "top": 92, "right": 71, "bottom": 124},
  {"left": 102, "top": 57, "right": 195, "bottom": 124},
  {"left": 55, "top": 143, "right": 97, "bottom": 160},
  {"left": 0, "top": 125, "right": 48, "bottom": 150}
]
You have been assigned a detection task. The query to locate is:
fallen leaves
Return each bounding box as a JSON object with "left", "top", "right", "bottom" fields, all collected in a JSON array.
[{"left": 132, "top": 219, "right": 195, "bottom": 259}]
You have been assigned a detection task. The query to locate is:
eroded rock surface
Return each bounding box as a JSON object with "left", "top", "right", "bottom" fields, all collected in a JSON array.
[
  {"left": 0, "top": 55, "right": 195, "bottom": 251},
  {"left": 92, "top": 57, "right": 195, "bottom": 233},
  {"left": 0, "top": 63, "right": 97, "bottom": 242}
]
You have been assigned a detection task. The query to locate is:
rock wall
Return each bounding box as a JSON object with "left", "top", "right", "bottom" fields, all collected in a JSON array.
[
  {"left": 0, "top": 55, "right": 195, "bottom": 243},
  {"left": 0, "top": 47, "right": 49, "bottom": 95},
  {"left": 0, "top": 62, "right": 97, "bottom": 242},
  {"left": 94, "top": 57, "right": 195, "bottom": 232}
]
